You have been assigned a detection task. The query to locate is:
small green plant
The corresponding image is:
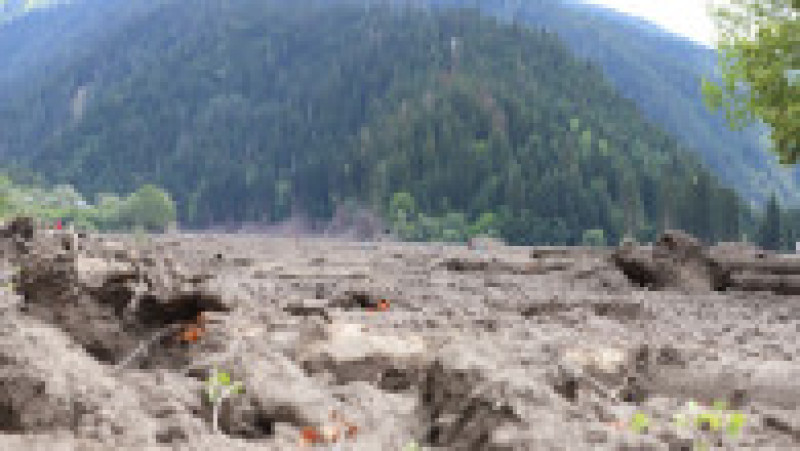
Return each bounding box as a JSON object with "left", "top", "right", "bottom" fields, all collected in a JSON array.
[
  {"left": 671, "top": 399, "right": 748, "bottom": 450},
  {"left": 696, "top": 412, "right": 721, "bottom": 431},
  {"left": 205, "top": 367, "right": 245, "bottom": 434},
  {"left": 402, "top": 440, "right": 421, "bottom": 451},
  {"left": 630, "top": 411, "right": 650, "bottom": 434},
  {"left": 727, "top": 412, "right": 746, "bottom": 437}
]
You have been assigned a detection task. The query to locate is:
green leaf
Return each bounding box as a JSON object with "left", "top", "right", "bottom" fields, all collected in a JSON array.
[
  {"left": 696, "top": 413, "right": 721, "bottom": 431},
  {"left": 216, "top": 372, "right": 231, "bottom": 386},
  {"left": 727, "top": 412, "right": 746, "bottom": 436},
  {"left": 630, "top": 412, "right": 650, "bottom": 434}
]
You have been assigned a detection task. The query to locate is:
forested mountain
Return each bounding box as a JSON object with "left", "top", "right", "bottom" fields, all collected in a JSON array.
[
  {"left": 0, "top": 0, "right": 162, "bottom": 103},
  {"left": 0, "top": 0, "right": 757, "bottom": 245},
  {"left": 465, "top": 0, "right": 800, "bottom": 209},
  {"left": 2, "top": 0, "right": 797, "bottom": 212}
]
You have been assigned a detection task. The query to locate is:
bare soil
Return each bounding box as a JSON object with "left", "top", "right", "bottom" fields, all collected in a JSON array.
[{"left": 1, "top": 219, "right": 798, "bottom": 450}]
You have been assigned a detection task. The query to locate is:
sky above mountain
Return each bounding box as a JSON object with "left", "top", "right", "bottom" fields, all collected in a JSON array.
[
  {"left": 2, "top": 0, "right": 727, "bottom": 48},
  {"left": 580, "top": 0, "right": 724, "bottom": 47}
]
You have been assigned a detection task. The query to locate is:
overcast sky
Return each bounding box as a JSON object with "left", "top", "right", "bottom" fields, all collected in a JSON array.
[{"left": 581, "top": 0, "right": 721, "bottom": 47}]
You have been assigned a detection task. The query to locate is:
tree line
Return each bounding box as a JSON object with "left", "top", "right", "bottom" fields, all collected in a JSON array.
[{"left": 0, "top": 173, "right": 176, "bottom": 233}]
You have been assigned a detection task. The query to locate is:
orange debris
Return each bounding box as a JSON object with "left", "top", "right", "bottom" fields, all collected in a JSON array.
[
  {"left": 176, "top": 312, "right": 207, "bottom": 343},
  {"left": 300, "top": 426, "right": 324, "bottom": 445},
  {"left": 178, "top": 324, "right": 204, "bottom": 343},
  {"left": 345, "top": 422, "right": 358, "bottom": 439}
]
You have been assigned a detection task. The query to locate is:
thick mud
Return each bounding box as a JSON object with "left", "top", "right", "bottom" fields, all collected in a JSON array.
[{"left": 1, "top": 218, "right": 798, "bottom": 450}]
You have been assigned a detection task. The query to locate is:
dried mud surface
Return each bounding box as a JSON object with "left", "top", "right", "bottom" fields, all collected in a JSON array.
[{"left": 1, "top": 218, "right": 798, "bottom": 450}]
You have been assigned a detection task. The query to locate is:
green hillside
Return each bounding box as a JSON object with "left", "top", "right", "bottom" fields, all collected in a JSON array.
[
  {"left": 472, "top": 0, "right": 800, "bottom": 209},
  {"left": 2, "top": 0, "right": 797, "bottom": 211},
  {"left": 0, "top": 0, "right": 754, "bottom": 245}
]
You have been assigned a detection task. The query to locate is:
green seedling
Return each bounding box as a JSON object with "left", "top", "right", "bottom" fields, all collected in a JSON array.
[
  {"left": 677, "top": 399, "right": 747, "bottom": 438},
  {"left": 712, "top": 399, "right": 728, "bottom": 411},
  {"left": 205, "top": 367, "right": 245, "bottom": 434},
  {"left": 630, "top": 412, "right": 650, "bottom": 434},
  {"left": 726, "top": 412, "right": 746, "bottom": 437},
  {"left": 696, "top": 412, "right": 721, "bottom": 431},
  {"left": 402, "top": 440, "right": 421, "bottom": 451}
]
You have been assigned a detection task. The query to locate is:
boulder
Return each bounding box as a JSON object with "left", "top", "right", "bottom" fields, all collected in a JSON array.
[
  {"left": 1, "top": 216, "right": 35, "bottom": 241},
  {"left": 1, "top": 216, "right": 35, "bottom": 256}
]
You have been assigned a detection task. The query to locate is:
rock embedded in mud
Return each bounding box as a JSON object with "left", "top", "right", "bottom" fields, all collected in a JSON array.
[{"left": 1, "top": 216, "right": 35, "bottom": 242}]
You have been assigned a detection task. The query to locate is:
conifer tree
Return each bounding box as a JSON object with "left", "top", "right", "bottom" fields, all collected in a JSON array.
[{"left": 758, "top": 192, "right": 782, "bottom": 251}]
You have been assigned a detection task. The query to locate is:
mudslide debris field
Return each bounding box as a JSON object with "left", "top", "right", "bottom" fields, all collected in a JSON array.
[{"left": 1, "top": 218, "right": 798, "bottom": 450}]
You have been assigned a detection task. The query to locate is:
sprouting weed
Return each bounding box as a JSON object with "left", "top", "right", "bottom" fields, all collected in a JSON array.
[
  {"left": 205, "top": 368, "right": 244, "bottom": 434},
  {"left": 630, "top": 412, "right": 650, "bottom": 434},
  {"left": 672, "top": 399, "right": 747, "bottom": 441},
  {"left": 712, "top": 399, "right": 728, "bottom": 411},
  {"left": 727, "top": 412, "right": 746, "bottom": 437},
  {"left": 696, "top": 412, "right": 721, "bottom": 431}
]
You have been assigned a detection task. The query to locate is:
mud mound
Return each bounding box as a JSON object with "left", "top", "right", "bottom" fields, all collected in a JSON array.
[
  {"left": 611, "top": 230, "right": 728, "bottom": 292},
  {"left": 612, "top": 229, "right": 800, "bottom": 295},
  {"left": 2, "top": 219, "right": 799, "bottom": 449}
]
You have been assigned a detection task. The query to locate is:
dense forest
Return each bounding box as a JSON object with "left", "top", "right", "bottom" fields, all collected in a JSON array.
[
  {"left": 0, "top": 1, "right": 157, "bottom": 100},
  {"left": 3, "top": 1, "right": 796, "bottom": 210},
  {"left": 0, "top": 0, "right": 797, "bottom": 248},
  {"left": 434, "top": 0, "right": 800, "bottom": 209}
]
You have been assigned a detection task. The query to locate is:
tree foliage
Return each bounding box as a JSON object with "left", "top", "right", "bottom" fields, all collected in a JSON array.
[
  {"left": 119, "top": 184, "right": 177, "bottom": 232},
  {"left": 581, "top": 229, "right": 606, "bottom": 246},
  {"left": 758, "top": 192, "right": 782, "bottom": 250},
  {"left": 0, "top": 174, "right": 11, "bottom": 218},
  {"left": 0, "top": 0, "right": 770, "bottom": 244},
  {"left": 0, "top": 174, "right": 175, "bottom": 232},
  {"left": 702, "top": 0, "right": 799, "bottom": 163}
]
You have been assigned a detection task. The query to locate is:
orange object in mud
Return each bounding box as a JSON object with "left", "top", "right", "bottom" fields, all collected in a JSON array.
[
  {"left": 378, "top": 299, "right": 390, "bottom": 311},
  {"left": 177, "top": 313, "right": 207, "bottom": 343},
  {"left": 300, "top": 426, "right": 324, "bottom": 445},
  {"left": 344, "top": 422, "right": 358, "bottom": 439},
  {"left": 178, "top": 324, "right": 204, "bottom": 343}
]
